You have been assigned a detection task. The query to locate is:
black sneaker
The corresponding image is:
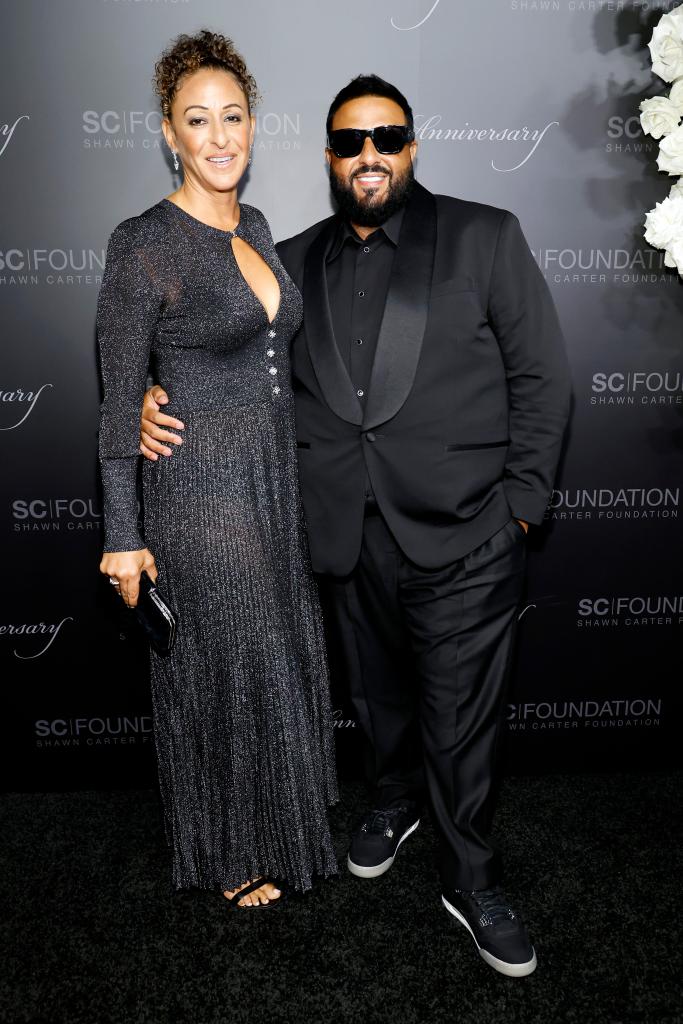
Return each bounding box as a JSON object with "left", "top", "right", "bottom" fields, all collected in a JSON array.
[
  {"left": 442, "top": 886, "right": 537, "bottom": 977},
  {"left": 347, "top": 805, "right": 420, "bottom": 878}
]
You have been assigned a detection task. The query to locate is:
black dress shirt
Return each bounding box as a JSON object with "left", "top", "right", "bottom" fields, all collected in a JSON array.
[
  {"left": 325, "top": 207, "right": 404, "bottom": 403},
  {"left": 325, "top": 208, "right": 403, "bottom": 501}
]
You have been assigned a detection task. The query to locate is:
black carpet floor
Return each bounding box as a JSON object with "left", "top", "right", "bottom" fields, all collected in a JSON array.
[{"left": 2, "top": 773, "right": 681, "bottom": 1024}]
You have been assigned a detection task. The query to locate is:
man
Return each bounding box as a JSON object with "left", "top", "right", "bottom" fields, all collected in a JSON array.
[{"left": 139, "top": 76, "right": 571, "bottom": 977}]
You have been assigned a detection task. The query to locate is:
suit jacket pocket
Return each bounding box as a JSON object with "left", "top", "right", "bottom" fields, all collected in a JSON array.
[{"left": 445, "top": 440, "right": 509, "bottom": 451}]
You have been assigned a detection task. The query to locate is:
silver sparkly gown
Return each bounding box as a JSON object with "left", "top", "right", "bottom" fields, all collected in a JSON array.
[{"left": 97, "top": 199, "right": 338, "bottom": 892}]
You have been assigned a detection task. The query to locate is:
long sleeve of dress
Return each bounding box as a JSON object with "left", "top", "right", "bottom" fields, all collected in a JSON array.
[{"left": 97, "top": 220, "right": 162, "bottom": 552}]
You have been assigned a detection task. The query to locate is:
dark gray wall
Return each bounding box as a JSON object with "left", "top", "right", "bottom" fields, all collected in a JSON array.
[{"left": 2, "top": 0, "right": 681, "bottom": 789}]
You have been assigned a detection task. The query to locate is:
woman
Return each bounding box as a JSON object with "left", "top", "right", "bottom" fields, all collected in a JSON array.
[{"left": 98, "top": 30, "right": 338, "bottom": 908}]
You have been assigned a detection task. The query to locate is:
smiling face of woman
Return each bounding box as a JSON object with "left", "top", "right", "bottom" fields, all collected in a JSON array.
[{"left": 162, "top": 67, "right": 255, "bottom": 196}]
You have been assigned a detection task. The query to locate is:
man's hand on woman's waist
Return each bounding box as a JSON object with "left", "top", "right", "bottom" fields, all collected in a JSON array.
[{"left": 140, "top": 385, "right": 184, "bottom": 461}]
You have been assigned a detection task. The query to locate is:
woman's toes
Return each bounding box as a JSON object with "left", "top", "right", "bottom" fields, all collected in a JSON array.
[
  {"left": 224, "top": 881, "right": 251, "bottom": 905},
  {"left": 223, "top": 878, "right": 281, "bottom": 906}
]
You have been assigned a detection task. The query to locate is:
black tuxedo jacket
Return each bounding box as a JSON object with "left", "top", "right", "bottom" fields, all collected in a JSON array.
[{"left": 276, "top": 182, "right": 571, "bottom": 577}]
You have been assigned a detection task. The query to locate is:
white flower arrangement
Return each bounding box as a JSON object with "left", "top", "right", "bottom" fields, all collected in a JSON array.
[{"left": 641, "top": 2, "right": 683, "bottom": 276}]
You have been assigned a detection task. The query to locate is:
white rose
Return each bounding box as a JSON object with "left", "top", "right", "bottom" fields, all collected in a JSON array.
[
  {"left": 657, "top": 123, "right": 683, "bottom": 174},
  {"left": 669, "top": 78, "right": 683, "bottom": 113},
  {"left": 644, "top": 194, "right": 683, "bottom": 251},
  {"left": 639, "top": 96, "right": 681, "bottom": 138},
  {"left": 670, "top": 178, "right": 683, "bottom": 199},
  {"left": 649, "top": 10, "right": 683, "bottom": 82},
  {"left": 664, "top": 237, "right": 683, "bottom": 275}
]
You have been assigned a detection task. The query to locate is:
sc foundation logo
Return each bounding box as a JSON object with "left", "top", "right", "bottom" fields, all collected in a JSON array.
[
  {"left": 532, "top": 247, "right": 671, "bottom": 285},
  {"left": 590, "top": 371, "right": 683, "bottom": 407},
  {"left": 577, "top": 596, "right": 683, "bottom": 628},
  {"left": 0, "top": 248, "right": 105, "bottom": 286},
  {"left": 12, "top": 498, "right": 102, "bottom": 533},
  {"left": 34, "top": 715, "right": 153, "bottom": 748},
  {"left": 82, "top": 111, "right": 302, "bottom": 153},
  {"left": 82, "top": 110, "right": 163, "bottom": 150},
  {"left": 605, "top": 115, "right": 655, "bottom": 157},
  {"left": 507, "top": 697, "right": 662, "bottom": 732},
  {"left": 508, "top": 1, "right": 663, "bottom": 12},
  {"left": 545, "top": 486, "right": 679, "bottom": 522},
  {"left": 253, "top": 113, "right": 302, "bottom": 153}
]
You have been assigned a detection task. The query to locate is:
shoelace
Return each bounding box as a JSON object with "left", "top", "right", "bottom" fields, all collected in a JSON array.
[
  {"left": 360, "top": 806, "right": 409, "bottom": 837},
  {"left": 465, "top": 886, "right": 516, "bottom": 926}
]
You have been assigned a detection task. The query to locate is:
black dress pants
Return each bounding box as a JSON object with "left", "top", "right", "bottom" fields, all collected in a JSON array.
[{"left": 322, "top": 507, "right": 526, "bottom": 891}]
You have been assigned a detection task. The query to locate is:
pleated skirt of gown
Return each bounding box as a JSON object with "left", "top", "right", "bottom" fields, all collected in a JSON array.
[{"left": 141, "top": 394, "right": 339, "bottom": 892}]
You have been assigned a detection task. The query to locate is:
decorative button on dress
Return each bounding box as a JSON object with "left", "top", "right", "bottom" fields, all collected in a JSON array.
[{"left": 97, "top": 199, "right": 338, "bottom": 891}]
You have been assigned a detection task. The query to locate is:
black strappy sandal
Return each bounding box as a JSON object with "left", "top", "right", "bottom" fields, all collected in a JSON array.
[{"left": 223, "top": 877, "right": 286, "bottom": 910}]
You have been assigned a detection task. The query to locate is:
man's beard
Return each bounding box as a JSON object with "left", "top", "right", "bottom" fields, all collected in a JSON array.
[{"left": 329, "top": 162, "right": 415, "bottom": 227}]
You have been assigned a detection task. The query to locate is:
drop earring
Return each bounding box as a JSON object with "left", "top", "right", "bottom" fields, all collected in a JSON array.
[
  {"left": 248, "top": 148, "right": 253, "bottom": 166},
  {"left": 172, "top": 151, "right": 179, "bottom": 172}
]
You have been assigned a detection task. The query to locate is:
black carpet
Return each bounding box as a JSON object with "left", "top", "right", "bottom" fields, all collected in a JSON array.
[{"left": 2, "top": 773, "right": 681, "bottom": 1024}]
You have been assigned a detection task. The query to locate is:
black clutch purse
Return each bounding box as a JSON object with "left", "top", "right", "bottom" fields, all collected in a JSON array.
[{"left": 131, "top": 571, "right": 177, "bottom": 656}]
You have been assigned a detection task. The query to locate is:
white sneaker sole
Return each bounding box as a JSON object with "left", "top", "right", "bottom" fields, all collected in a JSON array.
[
  {"left": 441, "top": 895, "right": 537, "bottom": 978},
  {"left": 347, "top": 818, "right": 420, "bottom": 878}
]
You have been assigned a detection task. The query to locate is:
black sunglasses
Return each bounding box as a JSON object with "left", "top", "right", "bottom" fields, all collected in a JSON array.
[{"left": 327, "top": 124, "right": 415, "bottom": 158}]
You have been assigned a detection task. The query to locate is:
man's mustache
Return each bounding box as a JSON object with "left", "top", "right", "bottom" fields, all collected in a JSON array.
[{"left": 352, "top": 164, "right": 392, "bottom": 179}]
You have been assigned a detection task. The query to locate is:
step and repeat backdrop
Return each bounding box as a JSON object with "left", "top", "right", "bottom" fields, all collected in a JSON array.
[{"left": 2, "top": 0, "right": 681, "bottom": 790}]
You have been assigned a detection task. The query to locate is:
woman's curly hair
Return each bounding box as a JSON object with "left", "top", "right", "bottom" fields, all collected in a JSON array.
[{"left": 154, "top": 30, "right": 259, "bottom": 118}]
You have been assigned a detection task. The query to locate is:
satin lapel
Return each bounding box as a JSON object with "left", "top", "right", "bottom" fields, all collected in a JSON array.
[
  {"left": 363, "top": 184, "right": 437, "bottom": 431},
  {"left": 303, "top": 219, "right": 364, "bottom": 426}
]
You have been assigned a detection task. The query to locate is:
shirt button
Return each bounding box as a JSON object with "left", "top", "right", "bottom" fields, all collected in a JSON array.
[
  {"left": 357, "top": 389, "right": 364, "bottom": 397},
  {"left": 365, "top": 432, "right": 376, "bottom": 443},
  {"left": 358, "top": 290, "right": 365, "bottom": 297},
  {"left": 269, "top": 367, "right": 278, "bottom": 376},
  {"left": 356, "top": 338, "right": 363, "bottom": 346},
  {"left": 267, "top": 348, "right": 275, "bottom": 358},
  {"left": 363, "top": 246, "right": 370, "bottom": 253},
  {"left": 268, "top": 329, "right": 277, "bottom": 338}
]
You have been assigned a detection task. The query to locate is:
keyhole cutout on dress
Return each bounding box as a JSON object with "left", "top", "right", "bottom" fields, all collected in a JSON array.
[{"left": 231, "top": 237, "right": 281, "bottom": 325}]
